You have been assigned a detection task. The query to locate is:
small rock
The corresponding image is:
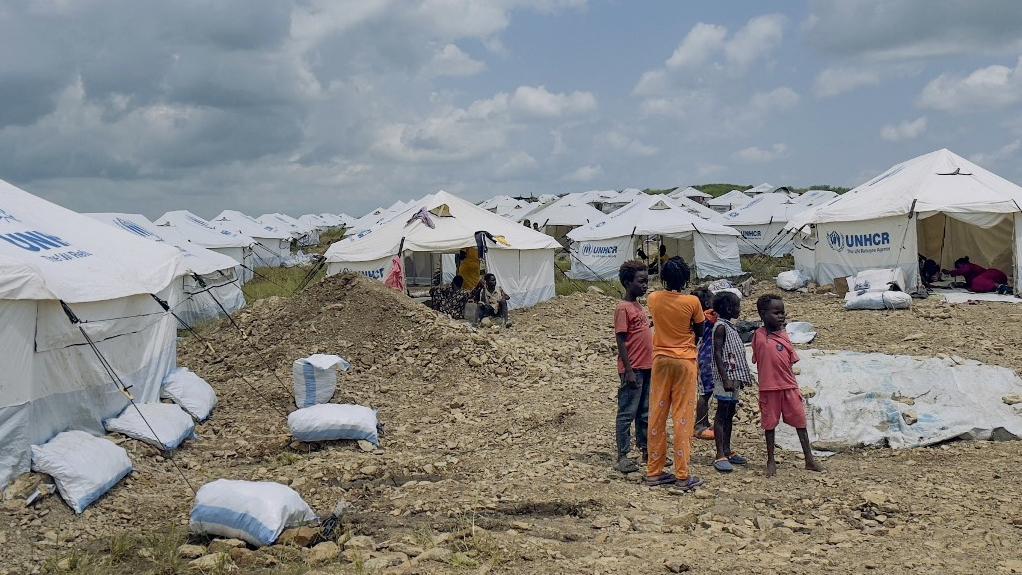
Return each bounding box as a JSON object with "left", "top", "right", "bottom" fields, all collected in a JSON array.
[
  {"left": 55, "top": 558, "right": 71, "bottom": 571},
  {"left": 228, "top": 547, "right": 255, "bottom": 566},
  {"left": 364, "top": 551, "right": 409, "bottom": 570},
  {"left": 1003, "top": 395, "right": 1022, "bottom": 406},
  {"left": 178, "top": 544, "right": 207, "bottom": 560},
  {"left": 901, "top": 410, "right": 918, "bottom": 425},
  {"left": 754, "top": 516, "right": 776, "bottom": 530},
  {"left": 415, "top": 547, "right": 453, "bottom": 563},
  {"left": 665, "top": 558, "right": 691, "bottom": 573},
  {"left": 357, "top": 440, "right": 376, "bottom": 452},
  {"left": 510, "top": 521, "right": 531, "bottom": 531},
  {"left": 344, "top": 535, "right": 376, "bottom": 550},
  {"left": 388, "top": 542, "right": 424, "bottom": 557},
  {"left": 587, "top": 286, "right": 605, "bottom": 294},
  {"left": 278, "top": 526, "right": 322, "bottom": 547},
  {"left": 902, "top": 332, "right": 925, "bottom": 342},
  {"left": 861, "top": 490, "right": 889, "bottom": 507},
  {"left": 800, "top": 387, "right": 817, "bottom": 399},
  {"left": 307, "top": 541, "right": 339, "bottom": 564},
  {"left": 290, "top": 477, "right": 307, "bottom": 489},
  {"left": 827, "top": 531, "right": 851, "bottom": 545},
  {"left": 360, "top": 465, "right": 379, "bottom": 475},
  {"left": 208, "top": 538, "right": 246, "bottom": 554},
  {"left": 189, "top": 553, "right": 233, "bottom": 572}
]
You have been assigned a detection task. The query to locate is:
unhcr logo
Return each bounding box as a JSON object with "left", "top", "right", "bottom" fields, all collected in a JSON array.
[
  {"left": 0, "top": 230, "right": 71, "bottom": 252},
  {"left": 828, "top": 231, "right": 891, "bottom": 253},
  {"left": 186, "top": 214, "right": 215, "bottom": 229},
  {"left": 582, "top": 244, "right": 617, "bottom": 257},
  {"left": 114, "top": 217, "right": 160, "bottom": 240}
]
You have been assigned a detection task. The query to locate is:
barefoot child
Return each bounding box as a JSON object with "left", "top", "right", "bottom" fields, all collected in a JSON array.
[
  {"left": 710, "top": 291, "right": 753, "bottom": 473},
  {"left": 613, "top": 261, "right": 653, "bottom": 473},
  {"left": 752, "top": 294, "right": 823, "bottom": 477},
  {"left": 645, "top": 257, "right": 704, "bottom": 490},
  {"left": 692, "top": 288, "right": 716, "bottom": 441}
]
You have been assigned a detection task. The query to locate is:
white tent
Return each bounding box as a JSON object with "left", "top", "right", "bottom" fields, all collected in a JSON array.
[
  {"left": 325, "top": 190, "right": 560, "bottom": 309},
  {"left": 319, "top": 213, "right": 350, "bottom": 228},
  {"left": 525, "top": 201, "right": 606, "bottom": 246},
  {"left": 88, "top": 213, "right": 246, "bottom": 326},
  {"left": 504, "top": 202, "right": 543, "bottom": 223},
  {"left": 708, "top": 189, "right": 753, "bottom": 213},
  {"left": 299, "top": 213, "right": 333, "bottom": 232},
  {"left": 585, "top": 189, "right": 638, "bottom": 214},
  {"left": 567, "top": 195, "right": 743, "bottom": 280},
  {"left": 213, "top": 210, "right": 293, "bottom": 267},
  {"left": 258, "top": 213, "right": 320, "bottom": 247},
  {"left": 668, "top": 194, "right": 727, "bottom": 223},
  {"left": 721, "top": 192, "right": 836, "bottom": 257},
  {"left": 745, "top": 182, "right": 775, "bottom": 196},
  {"left": 478, "top": 195, "right": 523, "bottom": 215},
  {"left": 155, "top": 211, "right": 256, "bottom": 283},
  {"left": 0, "top": 181, "right": 186, "bottom": 487},
  {"left": 668, "top": 186, "right": 712, "bottom": 204},
  {"left": 785, "top": 148, "right": 1022, "bottom": 292}
]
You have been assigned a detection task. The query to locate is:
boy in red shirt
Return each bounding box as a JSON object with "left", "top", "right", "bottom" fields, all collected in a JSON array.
[
  {"left": 614, "top": 261, "right": 653, "bottom": 473},
  {"left": 752, "top": 294, "right": 823, "bottom": 477}
]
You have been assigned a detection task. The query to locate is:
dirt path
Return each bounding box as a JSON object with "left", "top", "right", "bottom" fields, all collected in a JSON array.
[{"left": 5, "top": 277, "right": 1022, "bottom": 574}]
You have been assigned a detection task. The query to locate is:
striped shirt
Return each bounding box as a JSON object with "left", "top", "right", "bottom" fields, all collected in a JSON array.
[{"left": 711, "top": 318, "right": 754, "bottom": 401}]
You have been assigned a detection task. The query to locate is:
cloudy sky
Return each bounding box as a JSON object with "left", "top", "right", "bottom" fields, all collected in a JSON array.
[{"left": 3, "top": 0, "right": 1022, "bottom": 220}]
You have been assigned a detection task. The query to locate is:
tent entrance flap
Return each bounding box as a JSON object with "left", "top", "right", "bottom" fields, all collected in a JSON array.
[{"left": 917, "top": 212, "right": 1014, "bottom": 274}]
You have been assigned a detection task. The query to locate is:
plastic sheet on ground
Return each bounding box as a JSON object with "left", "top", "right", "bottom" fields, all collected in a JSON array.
[
  {"left": 785, "top": 322, "right": 816, "bottom": 344},
  {"left": 932, "top": 288, "right": 1022, "bottom": 305},
  {"left": 775, "top": 350, "right": 1022, "bottom": 454}
]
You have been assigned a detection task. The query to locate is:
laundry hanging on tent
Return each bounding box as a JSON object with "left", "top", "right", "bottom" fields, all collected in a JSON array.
[
  {"left": 407, "top": 208, "right": 435, "bottom": 229},
  {"left": 383, "top": 255, "right": 405, "bottom": 292}
]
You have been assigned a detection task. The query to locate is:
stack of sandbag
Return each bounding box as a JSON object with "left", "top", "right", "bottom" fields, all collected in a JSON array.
[
  {"left": 843, "top": 268, "right": 911, "bottom": 310},
  {"left": 292, "top": 354, "right": 352, "bottom": 408},
  {"left": 161, "top": 367, "right": 217, "bottom": 421},
  {"left": 190, "top": 480, "right": 318, "bottom": 547}
]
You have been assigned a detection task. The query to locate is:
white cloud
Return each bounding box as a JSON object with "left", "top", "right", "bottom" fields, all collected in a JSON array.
[
  {"left": 734, "top": 143, "right": 788, "bottom": 163},
  {"left": 880, "top": 117, "right": 927, "bottom": 142},
  {"left": 599, "top": 131, "right": 658, "bottom": 157},
  {"left": 971, "top": 139, "right": 1022, "bottom": 166},
  {"left": 425, "top": 43, "right": 486, "bottom": 77},
  {"left": 563, "top": 163, "right": 602, "bottom": 182},
  {"left": 813, "top": 67, "right": 881, "bottom": 98},
  {"left": 509, "top": 85, "right": 597, "bottom": 118},
  {"left": 495, "top": 151, "right": 539, "bottom": 178},
  {"left": 748, "top": 87, "right": 800, "bottom": 113},
  {"left": 917, "top": 56, "right": 1022, "bottom": 111},
  {"left": 697, "top": 162, "right": 724, "bottom": 177},
  {"left": 724, "top": 14, "right": 786, "bottom": 70},
  {"left": 665, "top": 23, "right": 727, "bottom": 69}
]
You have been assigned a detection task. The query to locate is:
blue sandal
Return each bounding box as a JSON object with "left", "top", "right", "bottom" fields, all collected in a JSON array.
[
  {"left": 728, "top": 453, "right": 748, "bottom": 465},
  {"left": 713, "top": 458, "right": 734, "bottom": 473}
]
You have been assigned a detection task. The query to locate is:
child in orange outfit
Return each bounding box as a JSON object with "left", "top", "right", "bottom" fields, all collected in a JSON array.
[
  {"left": 645, "top": 257, "right": 705, "bottom": 491},
  {"left": 752, "top": 294, "right": 823, "bottom": 477}
]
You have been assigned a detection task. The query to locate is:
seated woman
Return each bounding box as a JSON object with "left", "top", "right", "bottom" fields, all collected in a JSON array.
[
  {"left": 430, "top": 275, "right": 470, "bottom": 319},
  {"left": 944, "top": 256, "right": 1011, "bottom": 294},
  {"left": 471, "top": 273, "right": 510, "bottom": 323},
  {"left": 918, "top": 255, "right": 940, "bottom": 287}
]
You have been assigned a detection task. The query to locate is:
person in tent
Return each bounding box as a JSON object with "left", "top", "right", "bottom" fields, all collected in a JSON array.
[
  {"left": 430, "top": 275, "right": 470, "bottom": 320},
  {"left": 944, "top": 256, "right": 1011, "bottom": 294},
  {"left": 532, "top": 222, "right": 541, "bottom": 232},
  {"left": 522, "top": 219, "right": 532, "bottom": 228},
  {"left": 472, "top": 273, "right": 510, "bottom": 324},
  {"left": 458, "top": 247, "right": 481, "bottom": 291},
  {"left": 918, "top": 255, "right": 940, "bottom": 287}
]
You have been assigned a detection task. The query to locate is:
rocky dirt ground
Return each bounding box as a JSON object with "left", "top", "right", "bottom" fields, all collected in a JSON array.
[{"left": 4, "top": 275, "right": 1022, "bottom": 574}]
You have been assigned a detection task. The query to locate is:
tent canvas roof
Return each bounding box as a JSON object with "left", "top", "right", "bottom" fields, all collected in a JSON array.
[
  {"left": 721, "top": 192, "right": 821, "bottom": 226},
  {"left": 568, "top": 195, "right": 741, "bottom": 241},
  {"left": 0, "top": 180, "right": 184, "bottom": 302},
  {"left": 527, "top": 201, "right": 606, "bottom": 227},
  {"left": 213, "top": 210, "right": 290, "bottom": 240},
  {"left": 669, "top": 186, "right": 711, "bottom": 200},
  {"left": 87, "top": 213, "right": 238, "bottom": 276},
  {"left": 708, "top": 189, "right": 753, "bottom": 208},
  {"left": 745, "top": 182, "right": 775, "bottom": 195},
  {"left": 155, "top": 210, "right": 254, "bottom": 249},
  {"left": 325, "top": 190, "right": 560, "bottom": 263},
  {"left": 667, "top": 194, "right": 727, "bottom": 222},
  {"left": 787, "top": 148, "right": 1022, "bottom": 228}
]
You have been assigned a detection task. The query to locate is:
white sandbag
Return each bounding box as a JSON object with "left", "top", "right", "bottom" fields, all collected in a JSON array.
[
  {"left": 161, "top": 367, "right": 217, "bottom": 421},
  {"left": 776, "top": 270, "right": 808, "bottom": 291},
  {"left": 785, "top": 321, "right": 817, "bottom": 344},
  {"left": 31, "top": 430, "right": 132, "bottom": 514},
  {"left": 846, "top": 268, "right": 908, "bottom": 295},
  {"left": 190, "top": 479, "right": 318, "bottom": 547},
  {"left": 775, "top": 350, "right": 1022, "bottom": 454},
  {"left": 292, "top": 354, "right": 351, "bottom": 408},
  {"left": 104, "top": 403, "right": 195, "bottom": 451},
  {"left": 288, "top": 404, "right": 379, "bottom": 445},
  {"left": 844, "top": 290, "right": 912, "bottom": 310}
]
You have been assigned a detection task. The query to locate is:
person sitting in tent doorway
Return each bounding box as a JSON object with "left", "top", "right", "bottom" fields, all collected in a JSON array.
[
  {"left": 532, "top": 222, "right": 541, "bottom": 232},
  {"left": 430, "top": 275, "right": 470, "bottom": 320},
  {"left": 472, "top": 273, "right": 510, "bottom": 324},
  {"left": 458, "top": 247, "right": 481, "bottom": 291},
  {"left": 944, "top": 256, "right": 1012, "bottom": 294},
  {"left": 918, "top": 255, "right": 940, "bottom": 287}
]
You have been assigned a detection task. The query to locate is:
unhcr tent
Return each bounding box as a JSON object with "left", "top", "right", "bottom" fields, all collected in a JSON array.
[
  {"left": 325, "top": 191, "right": 560, "bottom": 309},
  {"left": 708, "top": 190, "right": 753, "bottom": 213},
  {"left": 0, "top": 180, "right": 186, "bottom": 487},
  {"left": 721, "top": 191, "right": 837, "bottom": 256},
  {"left": 785, "top": 148, "right": 1022, "bottom": 292},
  {"left": 155, "top": 211, "right": 256, "bottom": 283},
  {"left": 88, "top": 213, "right": 246, "bottom": 326},
  {"left": 258, "top": 213, "right": 319, "bottom": 247},
  {"left": 745, "top": 182, "right": 775, "bottom": 196},
  {"left": 525, "top": 201, "right": 606, "bottom": 246},
  {"left": 299, "top": 214, "right": 332, "bottom": 232},
  {"left": 669, "top": 194, "right": 727, "bottom": 223},
  {"left": 669, "top": 186, "right": 712, "bottom": 204},
  {"left": 213, "top": 210, "right": 293, "bottom": 267},
  {"left": 567, "top": 195, "right": 743, "bottom": 280}
]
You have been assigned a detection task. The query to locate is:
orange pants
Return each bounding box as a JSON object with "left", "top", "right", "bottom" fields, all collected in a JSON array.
[{"left": 646, "top": 356, "right": 697, "bottom": 480}]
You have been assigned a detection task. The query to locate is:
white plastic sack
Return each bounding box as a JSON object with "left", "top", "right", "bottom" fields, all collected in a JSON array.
[
  {"left": 847, "top": 268, "right": 908, "bottom": 295},
  {"left": 844, "top": 290, "right": 912, "bottom": 310},
  {"left": 288, "top": 404, "right": 379, "bottom": 445},
  {"left": 31, "top": 430, "right": 132, "bottom": 514},
  {"left": 104, "top": 403, "right": 195, "bottom": 451},
  {"left": 190, "top": 479, "right": 318, "bottom": 547},
  {"left": 785, "top": 321, "right": 817, "bottom": 344},
  {"left": 161, "top": 367, "right": 218, "bottom": 421},
  {"left": 292, "top": 354, "right": 351, "bottom": 408},
  {"left": 776, "top": 270, "right": 808, "bottom": 291},
  {"left": 775, "top": 350, "right": 1022, "bottom": 453}
]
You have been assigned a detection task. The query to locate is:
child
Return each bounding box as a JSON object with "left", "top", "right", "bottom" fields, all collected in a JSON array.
[
  {"left": 613, "top": 261, "right": 653, "bottom": 473},
  {"left": 752, "top": 294, "right": 823, "bottom": 477},
  {"left": 692, "top": 288, "right": 716, "bottom": 441},
  {"left": 645, "top": 257, "right": 705, "bottom": 490},
  {"left": 710, "top": 291, "right": 753, "bottom": 473}
]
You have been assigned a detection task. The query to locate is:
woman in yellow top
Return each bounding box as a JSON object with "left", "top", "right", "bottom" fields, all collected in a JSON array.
[{"left": 458, "top": 247, "right": 481, "bottom": 291}]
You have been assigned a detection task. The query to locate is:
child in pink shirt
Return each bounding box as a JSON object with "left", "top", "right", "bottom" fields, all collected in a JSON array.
[{"left": 752, "top": 294, "right": 823, "bottom": 477}]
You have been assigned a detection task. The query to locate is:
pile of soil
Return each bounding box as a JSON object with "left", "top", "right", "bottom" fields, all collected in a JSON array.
[{"left": 5, "top": 275, "right": 1022, "bottom": 574}]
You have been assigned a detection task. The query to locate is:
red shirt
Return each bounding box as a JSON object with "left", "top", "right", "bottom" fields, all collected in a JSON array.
[
  {"left": 614, "top": 301, "right": 653, "bottom": 373},
  {"left": 751, "top": 328, "right": 799, "bottom": 391}
]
